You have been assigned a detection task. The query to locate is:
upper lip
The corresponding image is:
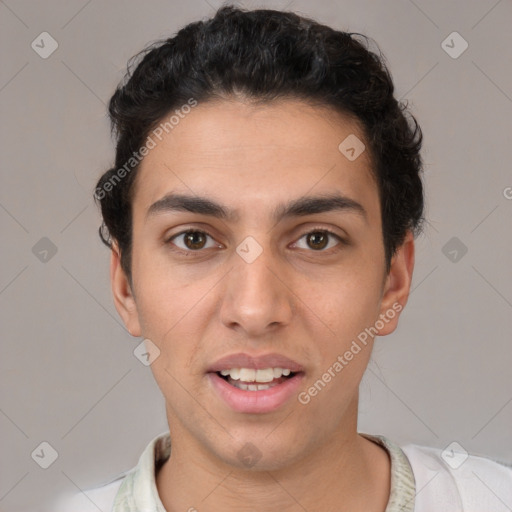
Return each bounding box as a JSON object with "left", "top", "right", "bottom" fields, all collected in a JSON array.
[{"left": 207, "top": 353, "right": 304, "bottom": 373}]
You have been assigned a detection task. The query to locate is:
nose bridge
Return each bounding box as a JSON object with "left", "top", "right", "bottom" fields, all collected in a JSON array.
[{"left": 220, "top": 235, "right": 293, "bottom": 334}]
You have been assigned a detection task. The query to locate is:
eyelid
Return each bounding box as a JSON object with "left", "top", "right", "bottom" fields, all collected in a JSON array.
[
  {"left": 291, "top": 226, "right": 345, "bottom": 252},
  {"left": 165, "top": 228, "right": 222, "bottom": 251},
  {"left": 165, "top": 225, "right": 347, "bottom": 254}
]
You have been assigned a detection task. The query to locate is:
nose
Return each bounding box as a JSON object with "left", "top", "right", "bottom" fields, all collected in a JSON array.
[{"left": 219, "top": 242, "right": 294, "bottom": 338}]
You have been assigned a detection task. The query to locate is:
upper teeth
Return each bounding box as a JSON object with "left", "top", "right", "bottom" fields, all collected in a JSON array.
[{"left": 219, "top": 367, "right": 292, "bottom": 382}]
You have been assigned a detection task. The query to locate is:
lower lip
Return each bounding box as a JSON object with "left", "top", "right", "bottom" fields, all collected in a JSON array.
[{"left": 208, "top": 372, "right": 304, "bottom": 414}]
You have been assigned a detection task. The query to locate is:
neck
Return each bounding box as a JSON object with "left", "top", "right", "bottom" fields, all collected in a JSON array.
[{"left": 156, "top": 402, "right": 390, "bottom": 512}]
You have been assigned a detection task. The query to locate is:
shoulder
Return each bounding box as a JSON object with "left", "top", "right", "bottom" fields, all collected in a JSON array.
[
  {"left": 401, "top": 443, "right": 512, "bottom": 511},
  {"left": 51, "top": 431, "right": 169, "bottom": 512},
  {"left": 51, "top": 472, "right": 128, "bottom": 512}
]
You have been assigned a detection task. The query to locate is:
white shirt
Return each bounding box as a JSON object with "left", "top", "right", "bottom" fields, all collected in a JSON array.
[{"left": 53, "top": 431, "right": 512, "bottom": 511}]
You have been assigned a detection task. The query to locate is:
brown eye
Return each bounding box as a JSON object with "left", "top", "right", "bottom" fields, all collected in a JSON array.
[
  {"left": 293, "top": 229, "right": 343, "bottom": 252},
  {"left": 183, "top": 231, "right": 207, "bottom": 250},
  {"left": 306, "top": 231, "right": 329, "bottom": 250},
  {"left": 168, "top": 230, "right": 218, "bottom": 252}
]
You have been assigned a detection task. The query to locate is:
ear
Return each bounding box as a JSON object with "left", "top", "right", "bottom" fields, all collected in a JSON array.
[
  {"left": 376, "top": 230, "right": 415, "bottom": 336},
  {"left": 111, "top": 242, "right": 142, "bottom": 337}
]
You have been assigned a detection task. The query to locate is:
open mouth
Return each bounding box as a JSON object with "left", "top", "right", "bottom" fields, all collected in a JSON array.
[
  {"left": 207, "top": 355, "right": 305, "bottom": 413},
  {"left": 215, "top": 368, "right": 299, "bottom": 391}
]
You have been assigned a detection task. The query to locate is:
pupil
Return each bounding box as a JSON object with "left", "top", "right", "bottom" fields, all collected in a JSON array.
[
  {"left": 183, "top": 231, "right": 328, "bottom": 251},
  {"left": 308, "top": 232, "right": 327, "bottom": 250},
  {"left": 185, "top": 231, "right": 205, "bottom": 250}
]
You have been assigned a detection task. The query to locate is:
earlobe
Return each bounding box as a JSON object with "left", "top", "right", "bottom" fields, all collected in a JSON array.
[
  {"left": 110, "top": 243, "right": 142, "bottom": 337},
  {"left": 377, "top": 231, "right": 415, "bottom": 336}
]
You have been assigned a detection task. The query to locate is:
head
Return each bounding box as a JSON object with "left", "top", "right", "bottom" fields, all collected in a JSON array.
[{"left": 98, "top": 6, "right": 423, "bottom": 469}]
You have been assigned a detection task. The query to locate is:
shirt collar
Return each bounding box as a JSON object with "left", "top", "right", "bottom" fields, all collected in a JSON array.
[
  {"left": 112, "top": 431, "right": 416, "bottom": 512},
  {"left": 361, "top": 433, "right": 416, "bottom": 512},
  {"left": 112, "top": 430, "right": 170, "bottom": 512}
]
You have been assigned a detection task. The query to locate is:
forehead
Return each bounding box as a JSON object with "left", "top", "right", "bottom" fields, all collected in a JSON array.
[{"left": 133, "top": 99, "right": 378, "bottom": 222}]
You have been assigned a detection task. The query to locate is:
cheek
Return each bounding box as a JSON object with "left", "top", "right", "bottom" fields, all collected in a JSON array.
[
  {"left": 132, "top": 265, "right": 214, "bottom": 379},
  {"left": 132, "top": 245, "right": 200, "bottom": 332},
  {"left": 306, "top": 265, "right": 383, "bottom": 341},
  {"left": 297, "top": 277, "right": 380, "bottom": 417}
]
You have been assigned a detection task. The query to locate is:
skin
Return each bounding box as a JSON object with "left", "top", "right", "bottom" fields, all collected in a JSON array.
[{"left": 111, "top": 98, "right": 415, "bottom": 512}]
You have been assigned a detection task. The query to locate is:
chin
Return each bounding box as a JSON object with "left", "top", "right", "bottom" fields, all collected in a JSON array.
[{"left": 208, "top": 432, "right": 310, "bottom": 473}]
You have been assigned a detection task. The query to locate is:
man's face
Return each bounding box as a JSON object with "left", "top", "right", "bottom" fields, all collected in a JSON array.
[{"left": 112, "top": 99, "right": 411, "bottom": 469}]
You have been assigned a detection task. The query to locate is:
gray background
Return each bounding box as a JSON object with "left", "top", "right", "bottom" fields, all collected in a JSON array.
[{"left": 1, "top": 0, "right": 511, "bottom": 510}]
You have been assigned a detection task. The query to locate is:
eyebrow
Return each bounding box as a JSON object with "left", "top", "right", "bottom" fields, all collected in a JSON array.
[{"left": 146, "top": 192, "right": 367, "bottom": 224}]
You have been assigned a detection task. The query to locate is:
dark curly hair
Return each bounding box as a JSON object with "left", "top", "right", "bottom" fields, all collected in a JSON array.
[{"left": 95, "top": 5, "right": 424, "bottom": 282}]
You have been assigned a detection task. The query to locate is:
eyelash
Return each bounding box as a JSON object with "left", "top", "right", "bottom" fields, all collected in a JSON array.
[{"left": 165, "top": 227, "right": 346, "bottom": 256}]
